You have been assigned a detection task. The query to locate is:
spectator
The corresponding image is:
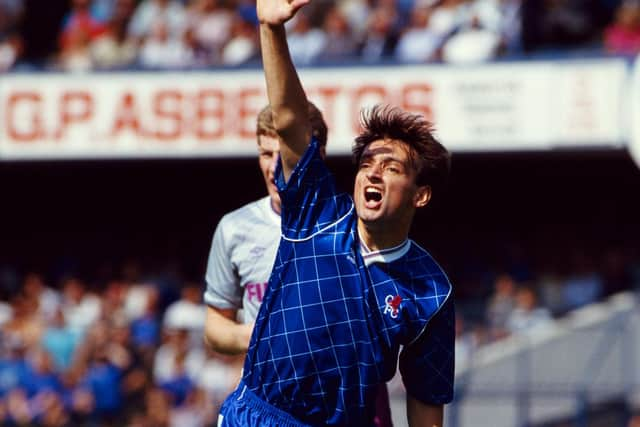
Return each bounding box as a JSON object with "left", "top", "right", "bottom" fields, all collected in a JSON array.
[
  {"left": 35, "top": 390, "right": 71, "bottom": 427},
  {"left": 153, "top": 328, "right": 204, "bottom": 386},
  {"left": 0, "top": 336, "right": 30, "bottom": 399},
  {"left": 471, "top": 0, "right": 522, "bottom": 54},
  {"left": 427, "top": 0, "right": 472, "bottom": 37},
  {"left": 78, "top": 344, "right": 123, "bottom": 420},
  {"left": 538, "top": 265, "right": 566, "bottom": 316},
  {"left": 90, "top": 0, "right": 137, "bottom": 69},
  {"left": 359, "top": 5, "right": 400, "bottom": 62},
  {"left": 158, "top": 350, "right": 194, "bottom": 407},
  {"left": 2, "top": 293, "right": 43, "bottom": 350},
  {"left": 59, "top": 0, "right": 107, "bottom": 52},
  {"left": 58, "top": 23, "right": 93, "bottom": 72},
  {"left": 91, "top": 0, "right": 115, "bottom": 21},
  {"left": 395, "top": 5, "right": 442, "bottom": 62},
  {"left": 560, "top": 252, "right": 603, "bottom": 312},
  {"left": 506, "top": 286, "right": 552, "bottom": 334},
  {"left": 220, "top": 15, "right": 258, "bottom": 65},
  {"left": 22, "top": 273, "right": 61, "bottom": 323},
  {"left": 169, "top": 387, "right": 212, "bottom": 427},
  {"left": 5, "top": 388, "right": 34, "bottom": 425},
  {"left": 143, "top": 386, "right": 171, "bottom": 426},
  {"left": 106, "top": 313, "right": 150, "bottom": 415},
  {"left": 196, "top": 351, "right": 243, "bottom": 406},
  {"left": 319, "top": 6, "right": 358, "bottom": 62},
  {"left": 162, "top": 284, "right": 206, "bottom": 343},
  {"left": 130, "top": 286, "right": 162, "bottom": 355},
  {"left": 441, "top": 14, "right": 502, "bottom": 63},
  {"left": 534, "top": 0, "right": 599, "bottom": 48},
  {"left": 338, "top": 0, "right": 372, "bottom": 41},
  {"left": 123, "top": 263, "right": 156, "bottom": 321},
  {"left": 128, "top": 0, "right": 187, "bottom": 45},
  {"left": 41, "top": 307, "right": 79, "bottom": 372},
  {"left": 22, "top": 348, "right": 63, "bottom": 399},
  {"left": 286, "top": 11, "right": 326, "bottom": 65},
  {"left": 0, "top": 0, "right": 23, "bottom": 71},
  {"left": 604, "top": 0, "right": 640, "bottom": 55},
  {"left": 60, "top": 277, "right": 101, "bottom": 336},
  {"left": 186, "top": 0, "right": 234, "bottom": 65},
  {"left": 138, "top": 19, "right": 194, "bottom": 69},
  {"left": 65, "top": 374, "right": 96, "bottom": 426},
  {"left": 183, "top": 26, "right": 211, "bottom": 67},
  {"left": 485, "top": 274, "right": 517, "bottom": 340}
]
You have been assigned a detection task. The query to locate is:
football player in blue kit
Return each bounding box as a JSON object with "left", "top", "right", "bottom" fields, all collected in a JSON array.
[{"left": 217, "top": 0, "right": 455, "bottom": 424}]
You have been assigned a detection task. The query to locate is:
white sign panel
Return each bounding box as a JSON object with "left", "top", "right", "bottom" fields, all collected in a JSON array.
[{"left": 0, "top": 60, "right": 627, "bottom": 160}]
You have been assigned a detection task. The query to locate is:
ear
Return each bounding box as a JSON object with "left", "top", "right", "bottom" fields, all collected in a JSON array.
[{"left": 414, "top": 185, "right": 431, "bottom": 208}]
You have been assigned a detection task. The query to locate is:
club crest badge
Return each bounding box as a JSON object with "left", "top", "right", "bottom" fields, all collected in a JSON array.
[{"left": 383, "top": 294, "right": 402, "bottom": 319}]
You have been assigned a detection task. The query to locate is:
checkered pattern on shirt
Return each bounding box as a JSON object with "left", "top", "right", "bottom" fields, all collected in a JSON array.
[{"left": 242, "top": 139, "right": 454, "bottom": 426}]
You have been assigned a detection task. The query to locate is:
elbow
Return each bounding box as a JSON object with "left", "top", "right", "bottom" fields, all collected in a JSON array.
[
  {"left": 203, "top": 332, "right": 216, "bottom": 352},
  {"left": 203, "top": 329, "right": 241, "bottom": 356},
  {"left": 204, "top": 331, "right": 225, "bottom": 354},
  {"left": 271, "top": 107, "right": 309, "bottom": 139},
  {"left": 203, "top": 328, "right": 224, "bottom": 354}
]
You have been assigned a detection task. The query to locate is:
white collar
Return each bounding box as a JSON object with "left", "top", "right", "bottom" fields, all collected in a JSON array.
[
  {"left": 262, "top": 196, "right": 281, "bottom": 226},
  {"left": 360, "top": 239, "right": 411, "bottom": 267}
]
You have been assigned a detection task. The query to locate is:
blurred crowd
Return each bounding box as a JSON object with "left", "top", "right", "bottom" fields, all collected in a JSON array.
[
  {"left": 1, "top": 0, "right": 640, "bottom": 73},
  {"left": 454, "top": 246, "right": 640, "bottom": 368},
  {"left": 0, "top": 267, "right": 241, "bottom": 427},
  {"left": 1, "top": 245, "right": 639, "bottom": 425}
]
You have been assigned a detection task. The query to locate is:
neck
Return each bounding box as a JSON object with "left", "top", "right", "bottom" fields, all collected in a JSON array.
[{"left": 357, "top": 219, "right": 409, "bottom": 252}]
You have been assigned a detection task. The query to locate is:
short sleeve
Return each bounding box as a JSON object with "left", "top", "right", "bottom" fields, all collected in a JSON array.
[
  {"left": 203, "top": 217, "right": 242, "bottom": 310},
  {"left": 276, "top": 138, "right": 352, "bottom": 240},
  {"left": 399, "top": 296, "right": 455, "bottom": 405}
]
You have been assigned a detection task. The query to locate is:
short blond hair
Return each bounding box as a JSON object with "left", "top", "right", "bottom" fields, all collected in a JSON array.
[{"left": 256, "top": 102, "right": 328, "bottom": 147}]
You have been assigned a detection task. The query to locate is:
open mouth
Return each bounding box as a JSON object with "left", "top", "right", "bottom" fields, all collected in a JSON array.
[{"left": 364, "top": 187, "right": 382, "bottom": 202}]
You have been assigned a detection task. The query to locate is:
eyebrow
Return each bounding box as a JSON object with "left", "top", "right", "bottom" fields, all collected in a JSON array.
[{"left": 360, "top": 151, "right": 406, "bottom": 166}]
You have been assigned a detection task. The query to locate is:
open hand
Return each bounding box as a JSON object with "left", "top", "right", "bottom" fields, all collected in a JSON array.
[{"left": 257, "top": 0, "right": 310, "bottom": 25}]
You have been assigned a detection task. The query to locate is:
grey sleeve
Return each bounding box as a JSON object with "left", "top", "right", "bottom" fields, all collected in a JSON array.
[{"left": 203, "top": 218, "right": 242, "bottom": 310}]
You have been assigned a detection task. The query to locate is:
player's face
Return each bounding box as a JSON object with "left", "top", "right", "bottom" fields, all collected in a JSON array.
[
  {"left": 258, "top": 134, "right": 281, "bottom": 212},
  {"left": 354, "top": 139, "right": 430, "bottom": 230}
]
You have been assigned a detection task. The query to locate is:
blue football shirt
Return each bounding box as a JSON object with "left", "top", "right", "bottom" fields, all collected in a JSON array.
[{"left": 242, "top": 138, "right": 454, "bottom": 425}]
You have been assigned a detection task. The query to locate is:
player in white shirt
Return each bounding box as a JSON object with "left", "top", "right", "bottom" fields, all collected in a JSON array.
[{"left": 203, "top": 103, "right": 328, "bottom": 355}]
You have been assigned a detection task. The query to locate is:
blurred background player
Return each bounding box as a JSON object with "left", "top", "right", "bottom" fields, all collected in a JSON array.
[{"left": 202, "top": 102, "right": 327, "bottom": 355}]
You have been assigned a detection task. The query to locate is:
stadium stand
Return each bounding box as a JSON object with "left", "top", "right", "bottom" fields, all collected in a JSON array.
[{"left": 2, "top": 0, "right": 640, "bottom": 426}]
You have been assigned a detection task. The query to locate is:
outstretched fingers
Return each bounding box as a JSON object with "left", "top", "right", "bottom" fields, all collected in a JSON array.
[{"left": 288, "top": 0, "right": 311, "bottom": 15}]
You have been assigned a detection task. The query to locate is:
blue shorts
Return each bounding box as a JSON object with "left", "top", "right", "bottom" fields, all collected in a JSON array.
[{"left": 218, "top": 381, "right": 309, "bottom": 427}]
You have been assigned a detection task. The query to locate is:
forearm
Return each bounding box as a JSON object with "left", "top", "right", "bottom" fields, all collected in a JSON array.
[
  {"left": 259, "top": 23, "right": 310, "bottom": 178},
  {"left": 204, "top": 306, "right": 253, "bottom": 355},
  {"left": 407, "top": 395, "right": 443, "bottom": 427}
]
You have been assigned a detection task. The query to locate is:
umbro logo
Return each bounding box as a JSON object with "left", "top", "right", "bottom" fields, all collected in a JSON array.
[
  {"left": 250, "top": 247, "right": 266, "bottom": 257},
  {"left": 383, "top": 295, "right": 402, "bottom": 319}
]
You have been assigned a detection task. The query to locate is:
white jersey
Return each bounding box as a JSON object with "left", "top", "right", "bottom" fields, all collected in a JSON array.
[{"left": 204, "top": 196, "right": 280, "bottom": 323}]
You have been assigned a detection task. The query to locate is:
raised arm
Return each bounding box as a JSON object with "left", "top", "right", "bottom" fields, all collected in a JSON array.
[{"left": 257, "top": 0, "right": 311, "bottom": 181}]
